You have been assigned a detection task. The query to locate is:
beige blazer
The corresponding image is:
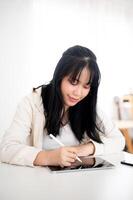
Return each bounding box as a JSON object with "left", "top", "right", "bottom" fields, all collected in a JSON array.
[{"left": 0, "top": 88, "right": 125, "bottom": 167}]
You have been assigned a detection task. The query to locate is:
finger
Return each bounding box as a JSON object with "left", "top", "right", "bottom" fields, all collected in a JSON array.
[
  {"left": 66, "top": 157, "right": 75, "bottom": 163},
  {"left": 61, "top": 153, "right": 76, "bottom": 163},
  {"left": 67, "top": 147, "right": 78, "bottom": 154},
  {"left": 61, "top": 147, "right": 76, "bottom": 158},
  {"left": 60, "top": 159, "right": 72, "bottom": 167},
  {"left": 63, "top": 161, "right": 72, "bottom": 167},
  {"left": 67, "top": 152, "right": 77, "bottom": 159},
  {"left": 60, "top": 164, "right": 64, "bottom": 168}
]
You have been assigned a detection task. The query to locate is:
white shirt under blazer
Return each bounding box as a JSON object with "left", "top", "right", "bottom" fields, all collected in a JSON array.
[{"left": 0, "top": 88, "right": 125, "bottom": 167}]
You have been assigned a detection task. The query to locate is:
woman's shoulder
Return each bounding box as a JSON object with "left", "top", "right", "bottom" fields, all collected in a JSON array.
[
  {"left": 23, "top": 87, "right": 42, "bottom": 102},
  {"left": 19, "top": 87, "right": 43, "bottom": 113},
  {"left": 96, "top": 106, "right": 116, "bottom": 133},
  {"left": 97, "top": 107, "right": 111, "bottom": 122}
]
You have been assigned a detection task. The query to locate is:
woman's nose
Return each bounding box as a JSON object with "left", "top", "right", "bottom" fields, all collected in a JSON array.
[{"left": 73, "top": 86, "right": 82, "bottom": 97}]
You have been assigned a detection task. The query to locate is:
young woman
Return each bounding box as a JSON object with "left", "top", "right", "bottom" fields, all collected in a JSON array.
[{"left": 0, "top": 45, "right": 125, "bottom": 167}]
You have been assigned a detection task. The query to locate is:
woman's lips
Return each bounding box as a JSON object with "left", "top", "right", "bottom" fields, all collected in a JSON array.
[{"left": 68, "top": 96, "right": 80, "bottom": 103}]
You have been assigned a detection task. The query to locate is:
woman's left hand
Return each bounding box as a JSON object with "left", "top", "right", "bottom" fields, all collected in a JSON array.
[{"left": 74, "top": 142, "right": 95, "bottom": 157}]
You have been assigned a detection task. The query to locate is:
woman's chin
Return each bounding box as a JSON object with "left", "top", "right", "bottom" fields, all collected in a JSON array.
[{"left": 66, "top": 101, "right": 79, "bottom": 107}]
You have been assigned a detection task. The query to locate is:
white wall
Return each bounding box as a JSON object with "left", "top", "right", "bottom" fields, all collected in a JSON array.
[{"left": 0, "top": 0, "right": 133, "bottom": 137}]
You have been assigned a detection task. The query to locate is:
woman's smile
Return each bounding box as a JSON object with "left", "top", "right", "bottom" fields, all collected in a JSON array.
[{"left": 67, "top": 95, "right": 80, "bottom": 103}]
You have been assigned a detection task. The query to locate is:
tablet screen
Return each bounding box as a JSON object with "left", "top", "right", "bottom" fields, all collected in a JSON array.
[{"left": 47, "top": 156, "right": 115, "bottom": 173}]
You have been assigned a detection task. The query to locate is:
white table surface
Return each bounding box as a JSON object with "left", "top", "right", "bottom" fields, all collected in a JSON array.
[{"left": 0, "top": 153, "right": 133, "bottom": 200}]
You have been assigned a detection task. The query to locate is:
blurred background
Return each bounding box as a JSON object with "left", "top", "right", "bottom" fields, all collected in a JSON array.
[{"left": 0, "top": 0, "right": 133, "bottom": 139}]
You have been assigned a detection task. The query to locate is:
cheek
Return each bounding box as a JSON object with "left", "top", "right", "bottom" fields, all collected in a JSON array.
[
  {"left": 83, "top": 89, "right": 90, "bottom": 97},
  {"left": 64, "top": 85, "right": 73, "bottom": 96},
  {"left": 61, "top": 81, "right": 71, "bottom": 96}
]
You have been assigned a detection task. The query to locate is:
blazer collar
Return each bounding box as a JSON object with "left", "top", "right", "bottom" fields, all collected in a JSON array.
[{"left": 33, "top": 87, "right": 44, "bottom": 114}]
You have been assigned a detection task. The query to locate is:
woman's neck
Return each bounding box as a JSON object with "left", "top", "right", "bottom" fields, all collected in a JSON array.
[{"left": 61, "top": 109, "right": 69, "bottom": 126}]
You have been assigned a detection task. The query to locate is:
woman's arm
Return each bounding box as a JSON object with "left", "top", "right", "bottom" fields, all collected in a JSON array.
[
  {"left": 73, "top": 111, "right": 125, "bottom": 157},
  {"left": 91, "top": 110, "right": 125, "bottom": 155},
  {"left": 74, "top": 142, "right": 95, "bottom": 157},
  {"left": 33, "top": 147, "right": 78, "bottom": 167},
  {"left": 0, "top": 96, "right": 78, "bottom": 167},
  {"left": 0, "top": 95, "right": 41, "bottom": 167}
]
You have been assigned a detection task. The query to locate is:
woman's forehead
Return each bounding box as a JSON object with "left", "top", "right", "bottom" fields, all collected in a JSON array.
[
  {"left": 78, "top": 67, "right": 91, "bottom": 83},
  {"left": 68, "top": 67, "right": 91, "bottom": 83}
]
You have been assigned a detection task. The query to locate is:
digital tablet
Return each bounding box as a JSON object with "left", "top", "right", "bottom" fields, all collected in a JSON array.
[{"left": 47, "top": 156, "right": 115, "bottom": 173}]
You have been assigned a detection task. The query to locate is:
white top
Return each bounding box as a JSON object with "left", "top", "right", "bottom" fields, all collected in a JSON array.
[{"left": 43, "top": 124, "right": 79, "bottom": 150}]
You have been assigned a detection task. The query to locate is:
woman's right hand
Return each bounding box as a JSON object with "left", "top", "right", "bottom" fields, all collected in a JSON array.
[{"left": 33, "top": 147, "right": 78, "bottom": 167}]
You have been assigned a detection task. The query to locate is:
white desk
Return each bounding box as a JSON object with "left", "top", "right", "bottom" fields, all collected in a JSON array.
[{"left": 0, "top": 153, "right": 133, "bottom": 200}]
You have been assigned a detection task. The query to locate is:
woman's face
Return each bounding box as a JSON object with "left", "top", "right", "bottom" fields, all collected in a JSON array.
[{"left": 61, "top": 67, "right": 91, "bottom": 111}]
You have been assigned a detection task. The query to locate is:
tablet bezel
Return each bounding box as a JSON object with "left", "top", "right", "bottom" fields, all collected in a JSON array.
[{"left": 47, "top": 156, "right": 115, "bottom": 173}]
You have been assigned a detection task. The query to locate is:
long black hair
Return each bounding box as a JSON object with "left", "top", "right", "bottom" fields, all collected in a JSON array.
[{"left": 34, "top": 45, "right": 103, "bottom": 143}]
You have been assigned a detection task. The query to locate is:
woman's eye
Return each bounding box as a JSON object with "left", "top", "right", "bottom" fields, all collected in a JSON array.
[
  {"left": 69, "top": 79, "right": 78, "bottom": 85},
  {"left": 84, "top": 84, "right": 91, "bottom": 89}
]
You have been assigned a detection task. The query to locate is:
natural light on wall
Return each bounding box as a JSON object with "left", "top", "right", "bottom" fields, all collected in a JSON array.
[
  {"left": 0, "top": 0, "right": 133, "bottom": 136},
  {"left": 29, "top": 0, "right": 133, "bottom": 116}
]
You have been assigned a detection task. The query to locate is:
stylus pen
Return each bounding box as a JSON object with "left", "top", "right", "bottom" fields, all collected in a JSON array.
[
  {"left": 121, "top": 161, "right": 133, "bottom": 167},
  {"left": 49, "top": 134, "right": 82, "bottom": 163}
]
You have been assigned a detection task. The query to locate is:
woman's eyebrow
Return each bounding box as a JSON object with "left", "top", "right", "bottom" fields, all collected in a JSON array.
[{"left": 78, "top": 80, "right": 91, "bottom": 85}]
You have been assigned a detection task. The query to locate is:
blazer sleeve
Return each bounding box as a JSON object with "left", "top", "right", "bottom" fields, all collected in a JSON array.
[
  {"left": 90, "top": 110, "right": 125, "bottom": 156},
  {"left": 0, "top": 96, "right": 41, "bottom": 167}
]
